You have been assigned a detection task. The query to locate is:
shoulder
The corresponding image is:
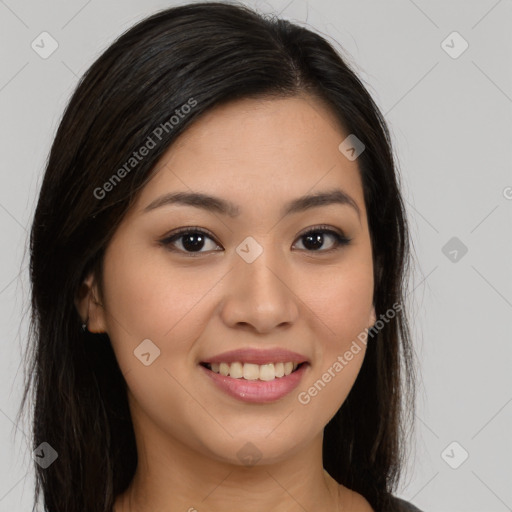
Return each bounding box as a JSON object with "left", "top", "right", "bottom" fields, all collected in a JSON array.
[
  {"left": 387, "top": 495, "right": 424, "bottom": 512},
  {"left": 336, "top": 485, "right": 423, "bottom": 512},
  {"left": 338, "top": 487, "right": 375, "bottom": 512},
  {"left": 339, "top": 489, "right": 424, "bottom": 512}
]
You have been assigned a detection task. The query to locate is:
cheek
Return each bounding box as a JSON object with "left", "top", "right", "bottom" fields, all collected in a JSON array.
[
  {"left": 100, "top": 242, "right": 219, "bottom": 371},
  {"left": 293, "top": 256, "right": 373, "bottom": 416},
  {"left": 104, "top": 239, "right": 210, "bottom": 323},
  {"left": 99, "top": 246, "right": 222, "bottom": 443},
  {"left": 295, "top": 279, "right": 370, "bottom": 426},
  {"left": 295, "top": 358, "right": 364, "bottom": 443},
  {"left": 300, "top": 255, "right": 374, "bottom": 346}
]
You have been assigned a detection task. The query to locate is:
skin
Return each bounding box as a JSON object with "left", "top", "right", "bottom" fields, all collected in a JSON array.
[{"left": 77, "top": 94, "right": 376, "bottom": 512}]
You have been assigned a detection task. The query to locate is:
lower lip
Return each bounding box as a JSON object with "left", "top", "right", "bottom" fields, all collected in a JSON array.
[{"left": 199, "top": 363, "right": 309, "bottom": 403}]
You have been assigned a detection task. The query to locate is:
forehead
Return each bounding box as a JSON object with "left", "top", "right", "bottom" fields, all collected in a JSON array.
[{"left": 131, "top": 95, "right": 366, "bottom": 220}]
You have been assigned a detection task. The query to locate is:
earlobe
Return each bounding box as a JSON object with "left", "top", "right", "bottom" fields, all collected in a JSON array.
[
  {"left": 369, "top": 305, "right": 376, "bottom": 328},
  {"left": 74, "top": 273, "right": 107, "bottom": 333}
]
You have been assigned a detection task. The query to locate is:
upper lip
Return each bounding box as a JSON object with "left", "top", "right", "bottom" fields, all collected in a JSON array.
[{"left": 201, "top": 348, "right": 309, "bottom": 365}]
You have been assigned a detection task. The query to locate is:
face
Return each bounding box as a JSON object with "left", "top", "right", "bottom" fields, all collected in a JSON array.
[{"left": 79, "top": 94, "right": 376, "bottom": 466}]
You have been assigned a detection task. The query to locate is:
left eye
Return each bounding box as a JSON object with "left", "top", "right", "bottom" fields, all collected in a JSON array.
[
  {"left": 294, "top": 227, "right": 351, "bottom": 252},
  {"left": 160, "top": 226, "right": 351, "bottom": 256}
]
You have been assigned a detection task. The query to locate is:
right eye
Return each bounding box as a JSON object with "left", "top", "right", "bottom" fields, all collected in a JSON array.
[{"left": 159, "top": 227, "right": 223, "bottom": 256}]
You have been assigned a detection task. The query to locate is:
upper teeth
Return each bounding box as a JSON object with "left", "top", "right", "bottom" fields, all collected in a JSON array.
[{"left": 208, "top": 362, "right": 299, "bottom": 380}]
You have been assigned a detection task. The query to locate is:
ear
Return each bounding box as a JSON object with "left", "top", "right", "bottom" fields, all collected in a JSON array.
[
  {"left": 368, "top": 305, "right": 376, "bottom": 328},
  {"left": 74, "top": 272, "right": 108, "bottom": 333}
]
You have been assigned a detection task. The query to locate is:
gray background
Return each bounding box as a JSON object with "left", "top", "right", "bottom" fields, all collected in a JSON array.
[{"left": 1, "top": 0, "right": 511, "bottom": 510}]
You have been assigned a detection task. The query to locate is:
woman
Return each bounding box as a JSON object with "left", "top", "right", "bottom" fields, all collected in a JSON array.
[{"left": 20, "top": 2, "right": 421, "bottom": 511}]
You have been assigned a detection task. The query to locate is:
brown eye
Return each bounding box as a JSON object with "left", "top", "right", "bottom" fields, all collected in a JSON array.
[
  {"left": 160, "top": 227, "right": 222, "bottom": 255},
  {"left": 294, "top": 226, "right": 351, "bottom": 253}
]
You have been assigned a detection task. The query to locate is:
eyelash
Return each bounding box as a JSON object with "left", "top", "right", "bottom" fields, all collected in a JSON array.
[{"left": 159, "top": 225, "right": 352, "bottom": 257}]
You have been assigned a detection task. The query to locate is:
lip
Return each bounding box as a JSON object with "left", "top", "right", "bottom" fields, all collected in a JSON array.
[
  {"left": 199, "top": 362, "right": 309, "bottom": 403},
  {"left": 200, "top": 348, "right": 309, "bottom": 365}
]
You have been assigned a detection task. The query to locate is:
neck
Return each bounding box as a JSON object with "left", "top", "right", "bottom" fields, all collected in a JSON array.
[{"left": 113, "top": 416, "right": 342, "bottom": 512}]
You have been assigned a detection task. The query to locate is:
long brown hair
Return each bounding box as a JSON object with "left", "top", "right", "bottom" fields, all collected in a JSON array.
[{"left": 19, "top": 2, "right": 416, "bottom": 510}]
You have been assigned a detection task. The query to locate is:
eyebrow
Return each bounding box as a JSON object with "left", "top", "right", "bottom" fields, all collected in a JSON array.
[{"left": 143, "top": 188, "right": 361, "bottom": 221}]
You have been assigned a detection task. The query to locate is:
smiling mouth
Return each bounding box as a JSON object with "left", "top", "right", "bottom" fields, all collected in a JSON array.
[{"left": 200, "top": 361, "right": 307, "bottom": 381}]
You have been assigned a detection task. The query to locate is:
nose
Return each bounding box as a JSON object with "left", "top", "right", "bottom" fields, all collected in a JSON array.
[{"left": 219, "top": 242, "right": 300, "bottom": 334}]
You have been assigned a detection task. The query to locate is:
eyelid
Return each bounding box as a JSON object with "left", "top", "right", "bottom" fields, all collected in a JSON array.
[
  {"left": 163, "top": 225, "right": 218, "bottom": 243},
  {"left": 295, "top": 224, "right": 348, "bottom": 240}
]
